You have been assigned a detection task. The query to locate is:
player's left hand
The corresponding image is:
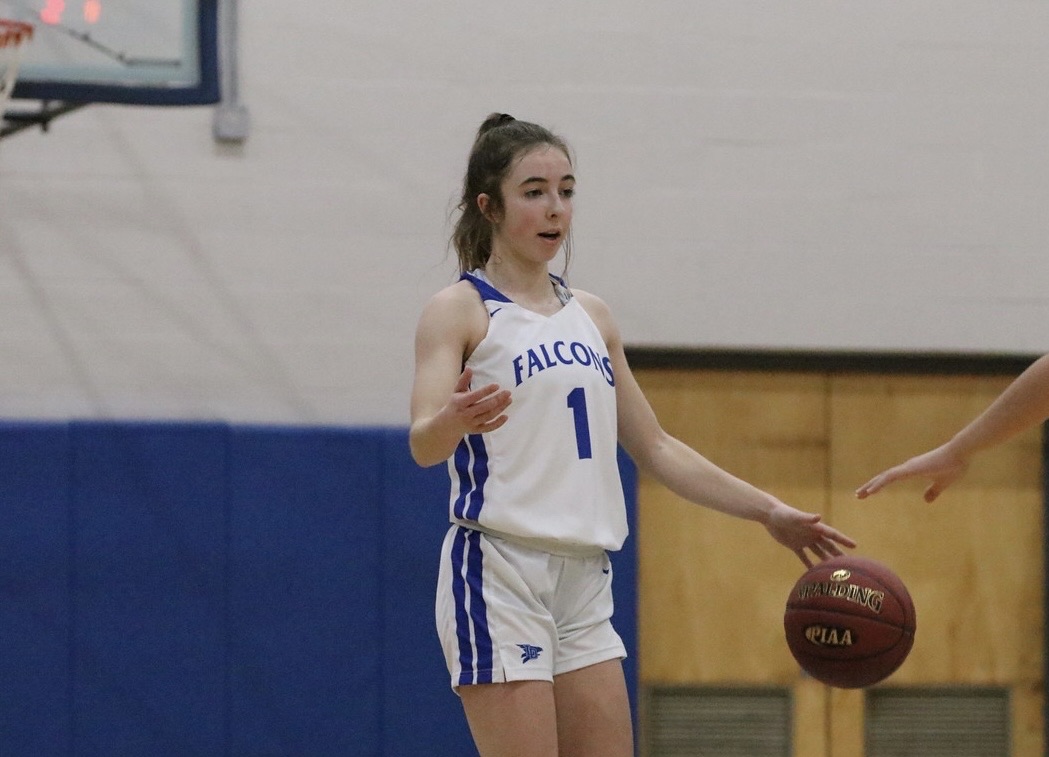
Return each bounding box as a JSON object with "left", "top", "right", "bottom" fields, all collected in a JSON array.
[{"left": 764, "top": 504, "right": 857, "bottom": 568}]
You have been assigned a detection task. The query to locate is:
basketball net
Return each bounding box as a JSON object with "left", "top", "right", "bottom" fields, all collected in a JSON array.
[{"left": 0, "top": 20, "right": 32, "bottom": 118}]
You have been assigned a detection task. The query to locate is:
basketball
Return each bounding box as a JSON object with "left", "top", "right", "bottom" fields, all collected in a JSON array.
[{"left": 784, "top": 555, "right": 916, "bottom": 688}]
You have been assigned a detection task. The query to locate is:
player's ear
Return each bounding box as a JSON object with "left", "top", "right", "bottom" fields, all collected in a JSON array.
[{"left": 477, "top": 193, "right": 498, "bottom": 223}]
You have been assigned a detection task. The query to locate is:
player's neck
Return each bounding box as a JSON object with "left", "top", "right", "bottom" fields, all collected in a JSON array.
[
  {"left": 485, "top": 259, "right": 547, "bottom": 294},
  {"left": 484, "top": 260, "right": 560, "bottom": 314}
]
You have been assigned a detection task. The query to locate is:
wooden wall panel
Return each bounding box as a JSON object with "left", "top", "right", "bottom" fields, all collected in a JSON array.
[
  {"left": 636, "top": 367, "right": 1045, "bottom": 756},
  {"left": 792, "top": 677, "right": 830, "bottom": 757},
  {"left": 830, "top": 373, "right": 1044, "bottom": 757},
  {"left": 829, "top": 375, "right": 1043, "bottom": 685},
  {"left": 636, "top": 370, "right": 829, "bottom": 683}
]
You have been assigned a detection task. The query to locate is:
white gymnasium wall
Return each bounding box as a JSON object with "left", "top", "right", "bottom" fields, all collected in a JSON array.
[{"left": 1, "top": 1, "right": 1048, "bottom": 425}]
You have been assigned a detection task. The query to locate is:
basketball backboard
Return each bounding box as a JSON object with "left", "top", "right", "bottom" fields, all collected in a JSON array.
[{"left": 0, "top": 0, "right": 218, "bottom": 105}]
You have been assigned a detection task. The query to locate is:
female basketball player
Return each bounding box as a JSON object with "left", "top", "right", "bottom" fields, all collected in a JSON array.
[
  {"left": 857, "top": 353, "right": 1049, "bottom": 502},
  {"left": 409, "top": 113, "right": 857, "bottom": 757}
]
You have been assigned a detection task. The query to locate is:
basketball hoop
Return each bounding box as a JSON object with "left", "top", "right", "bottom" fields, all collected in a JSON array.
[{"left": 0, "top": 19, "right": 32, "bottom": 114}]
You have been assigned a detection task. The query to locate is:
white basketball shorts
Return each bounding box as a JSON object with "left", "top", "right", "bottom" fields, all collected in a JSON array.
[{"left": 435, "top": 525, "right": 627, "bottom": 690}]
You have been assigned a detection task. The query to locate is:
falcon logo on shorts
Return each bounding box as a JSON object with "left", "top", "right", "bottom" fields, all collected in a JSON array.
[{"left": 517, "top": 644, "right": 543, "bottom": 663}]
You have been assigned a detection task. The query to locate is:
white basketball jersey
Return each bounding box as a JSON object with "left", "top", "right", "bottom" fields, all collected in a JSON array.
[{"left": 447, "top": 271, "right": 628, "bottom": 555}]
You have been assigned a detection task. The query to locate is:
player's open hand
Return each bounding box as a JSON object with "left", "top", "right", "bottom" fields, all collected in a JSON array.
[
  {"left": 855, "top": 445, "right": 968, "bottom": 503},
  {"left": 764, "top": 504, "right": 857, "bottom": 568},
  {"left": 444, "top": 367, "right": 512, "bottom": 435}
]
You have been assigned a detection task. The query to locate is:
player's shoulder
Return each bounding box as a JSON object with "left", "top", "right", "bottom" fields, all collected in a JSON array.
[
  {"left": 568, "top": 288, "right": 620, "bottom": 345},
  {"left": 570, "top": 288, "right": 613, "bottom": 322},
  {"left": 422, "top": 278, "right": 484, "bottom": 316},
  {"left": 416, "top": 279, "right": 488, "bottom": 343}
]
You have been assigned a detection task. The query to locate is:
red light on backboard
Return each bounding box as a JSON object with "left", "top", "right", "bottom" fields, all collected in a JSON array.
[
  {"left": 40, "top": 0, "right": 64, "bottom": 25},
  {"left": 38, "top": 1, "right": 100, "bottom": 25},
  {"left": 83, "top": 0, "right": 100, "bottom": 23}
]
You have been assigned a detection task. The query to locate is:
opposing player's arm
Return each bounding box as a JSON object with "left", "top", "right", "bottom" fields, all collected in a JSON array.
[
  {"left": 409, "top": 284, "right": 511, "bottom": 467},
  {"left": 857, "top": 352, "right": 1049, "bottom": 500}
]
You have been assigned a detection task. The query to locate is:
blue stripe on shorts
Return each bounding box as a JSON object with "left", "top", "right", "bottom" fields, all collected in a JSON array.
[{"left": 452, "top": 527, "right": 492, "bottom": 685}]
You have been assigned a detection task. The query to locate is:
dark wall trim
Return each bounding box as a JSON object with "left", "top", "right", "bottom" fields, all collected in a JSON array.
[{"left": 625, "top": 347, "right": 1041, "bottom": 376}]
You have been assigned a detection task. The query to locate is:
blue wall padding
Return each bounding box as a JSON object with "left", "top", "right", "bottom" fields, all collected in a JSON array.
[
  {"left": 0, "top": 423, "right": 73, "bottom": 756},
  {"left": 71, "top": 422, "right": 229, "bottom": 756},
  {"left": 227, "top": 427, "right": 384, "bottom": 756},
  {"left": 0, "top": 422, "right": 638, "bottom": 756},
  {"left": 613, "top": 446, "right": 640, "bottom": 732},
  {"left": 378, "top": 429, "right": 475, "bottom": 755}
]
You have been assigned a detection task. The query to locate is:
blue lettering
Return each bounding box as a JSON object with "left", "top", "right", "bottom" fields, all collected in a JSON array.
[
  {"left": 526, "top": 349, "right": 545, "bottom": 379},
  {"left": 570, "top": 342, "right": 592, "bottom": 366},
  {"left": 586, "top": 346, "right": 603, "bottom": 374},
  {"left": 510, "top": 341, "right": 614, "bottom": 387},
  {"left": 553, "top": 340, "right": 572, "bottom": 365}
]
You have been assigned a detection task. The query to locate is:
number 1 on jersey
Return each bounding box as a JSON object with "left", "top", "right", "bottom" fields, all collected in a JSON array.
[{"left": 566, "top": 387, "right": 592, "bottom": 459}]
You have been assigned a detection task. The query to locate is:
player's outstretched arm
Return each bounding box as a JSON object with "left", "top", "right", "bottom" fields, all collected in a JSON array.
[
  {"left": 618, "top": 374, "right": 856, "bottom": 566},
  {"left": 856, "top": 353, "right": 1049, "bottom": 502},
  {"left": 578, "top": 290, "right": 856, "bottom": 566}
]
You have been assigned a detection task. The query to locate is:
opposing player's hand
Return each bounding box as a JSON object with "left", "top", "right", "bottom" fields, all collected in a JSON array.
[
  {"left": 764, "top": 504, "right": 857, "bottom": 568},
  {"left": 444, "top": 367, "right": 512, "bottom": 435},
  {"left": 855, "top": 445, "right": 968, "bottom": 503}
]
